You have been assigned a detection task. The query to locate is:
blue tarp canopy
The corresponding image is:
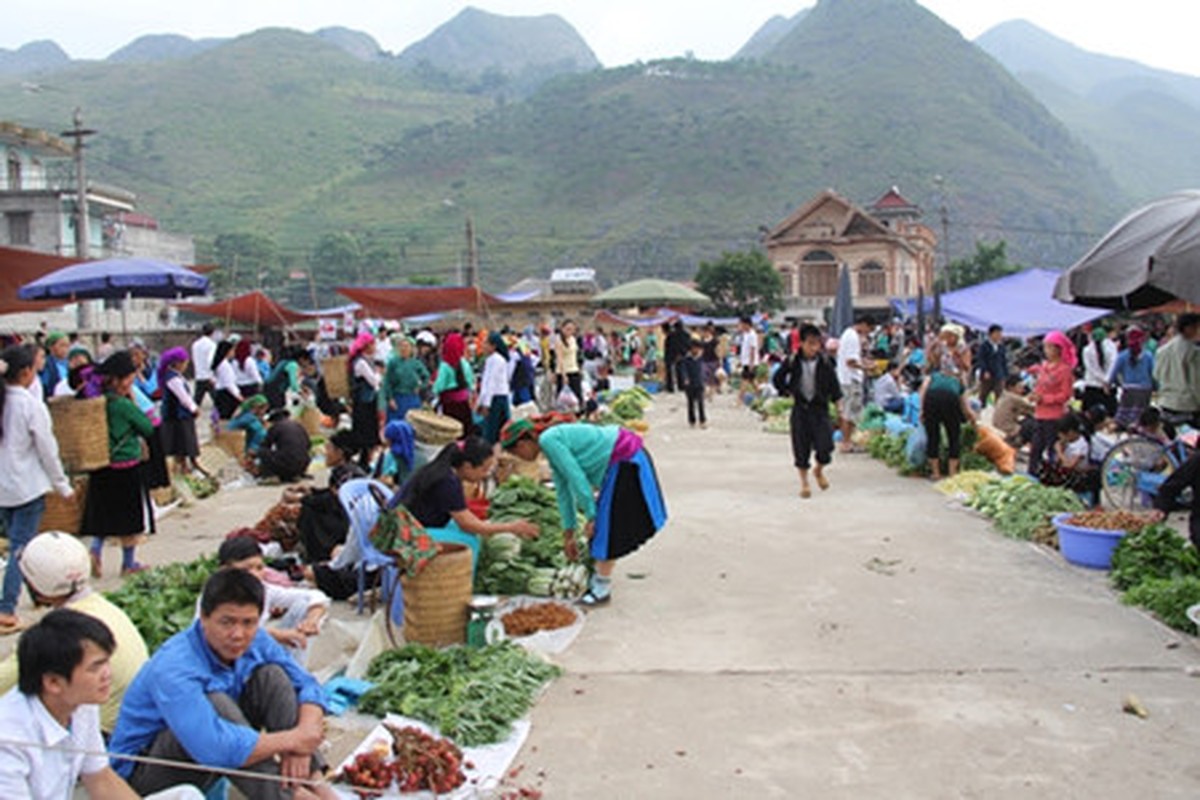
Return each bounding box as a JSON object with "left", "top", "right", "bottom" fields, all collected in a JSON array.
[{"left": 891, "top": 269, "right": 1109, "bottom": 338}]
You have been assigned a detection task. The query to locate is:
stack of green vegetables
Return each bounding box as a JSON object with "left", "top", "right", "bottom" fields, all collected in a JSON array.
[
  {"left": 866, "top": 425, "right": 990, "bottom": 475},
  {"left": 597, "top": 386, "right": 652, "bottom": 426},
  {"left": 1111, "top": 524, "right": 1200, "bottom": 634},
  {"left": 965, "top": 475, "right": 1084, "bottom": 542},
  {"left": 105, "top": 554, "right": 217, "bottom": 651},
  {"left": 757, "top": 397, "right": 794, "bottom": 435},
  {"left": 478, "top": 476, "right": 591, "bottom": 596},
  {"left": 359, "top": 643, "right": 561, "bottom": 746}
]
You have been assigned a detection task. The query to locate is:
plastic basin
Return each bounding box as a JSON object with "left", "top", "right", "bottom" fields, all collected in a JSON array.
[{"left": 1052, "top": 512, "right": 1127, "bottom": 570}]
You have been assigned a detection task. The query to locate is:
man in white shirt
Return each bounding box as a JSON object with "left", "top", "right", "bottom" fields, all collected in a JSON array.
[
  {"left": 737, "top": 317, "right": 760, "bottom": 387},
  {"left": 836, "top": 319, "right": 871, "bottom": 453},
  {"left": 0, "top": 609, "right": 200, "bottom": 800},
  {"left": 190, "top": 323, "right": 217, "bottom": 407}
]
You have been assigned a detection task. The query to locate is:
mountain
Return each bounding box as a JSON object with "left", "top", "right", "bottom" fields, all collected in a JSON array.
[
  {"left": 0, "top": 40, "right": 71, "bottom": 75},
  {"left": 314, "top": 27, "right": 385, "bottom": 62},
  {"left": 395, "top": 7, "right": 600, "bottom": 82},
  {"left": 977, "top": 20, "right": 1200, "bottom": 201},
  {"left": 106, "top": 34, "right": 225, "bottom": 64},
  {"left": 0, "top": 1, "right": 1131, "bottom": 295},
  {"left": 734, "top": 8, "right": 810, "bottom": 61}
]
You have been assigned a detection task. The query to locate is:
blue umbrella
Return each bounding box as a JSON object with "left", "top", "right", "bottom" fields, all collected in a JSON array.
[
  {"left": 18, "top": 257, "right": 209, "bottom": 301},
  {"left": 830, "top": 263, "right": 854, "bottom": 336}
]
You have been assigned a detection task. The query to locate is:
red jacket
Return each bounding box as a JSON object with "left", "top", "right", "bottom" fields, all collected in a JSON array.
[{"left": 1033, "top": 361, "right": 1073, "bottom": 420}]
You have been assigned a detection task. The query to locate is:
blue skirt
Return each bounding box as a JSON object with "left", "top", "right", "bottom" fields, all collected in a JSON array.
[
  {"left": 590, "top": 448, "right": 668, "bottom": 561},
  {"left": 388, "top": 393, "right": 423, "bottom": 424}
]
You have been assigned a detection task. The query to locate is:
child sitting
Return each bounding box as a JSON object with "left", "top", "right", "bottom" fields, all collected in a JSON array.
[{"left": 1039, "top": 413, "right": 1099, "bottom": 505}]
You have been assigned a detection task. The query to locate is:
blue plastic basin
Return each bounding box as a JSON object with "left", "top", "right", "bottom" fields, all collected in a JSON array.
[{"left": 1052, "top": 513, "right": 1127, "bottom": 569}]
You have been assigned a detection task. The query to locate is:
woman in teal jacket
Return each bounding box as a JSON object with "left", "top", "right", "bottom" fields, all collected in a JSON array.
[{"left": 501, "top": 418, "right": 668, "bottom": 605}]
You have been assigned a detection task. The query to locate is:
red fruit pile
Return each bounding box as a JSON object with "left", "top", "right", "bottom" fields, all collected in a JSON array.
[{"left": 338, "top": 725, "right": 468, "bottom": 795}]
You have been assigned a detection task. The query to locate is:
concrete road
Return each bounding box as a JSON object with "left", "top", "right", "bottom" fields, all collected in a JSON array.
[{"left": 518, "top": 394, "right": 1200, "bottom": 799}]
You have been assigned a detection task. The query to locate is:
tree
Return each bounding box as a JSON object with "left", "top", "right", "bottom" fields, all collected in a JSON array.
[
  {"left": 937, "top": 240, "right": 1021, "bottom": 292},
  {"left": 211, "top": 232, "right": 278, "bottom": 294},
  {"left": 311, "top": 232, "right": 364, "bottom": 289},
  {"left": 694, "top": 250, "right": 784, "bottom": 317}
]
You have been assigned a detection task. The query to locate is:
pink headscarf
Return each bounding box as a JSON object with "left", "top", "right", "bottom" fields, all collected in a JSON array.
[
  {"left": 441, "top": 332, "right": 465, "bottom": 367},
  {"left": 1044, "top": 330, "right": 1077, "bottom": 370},
  {"left": 348, "top": 331, "right": 375, "bottom": 360}
]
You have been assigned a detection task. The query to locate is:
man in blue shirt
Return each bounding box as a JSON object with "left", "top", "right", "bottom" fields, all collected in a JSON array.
[{"left": 110, "top": 570, "right": 335, "bottom": 800}]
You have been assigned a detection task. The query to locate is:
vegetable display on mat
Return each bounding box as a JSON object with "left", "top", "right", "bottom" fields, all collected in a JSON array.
[
  {"left": 479, "top": 477, "right": 591, "bottom": 597},
  {"left": 104, "top": 554, "right": 217, "bottom": 651},
  {"left": 1122, "top": 576, "right": 1200, "bottom": 634},
  {"left": 966, "top": 476, "right": 1084, "bottom": 542},
  {"left": 1110, "top": 524, "right": 1200, "bottom": 591},
  {"left": 360, "top": 643, "right": 561, "bottom": 746}
]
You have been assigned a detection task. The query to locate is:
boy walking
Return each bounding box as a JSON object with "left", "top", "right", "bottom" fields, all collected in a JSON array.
[
  {"left": 774, "top": 324, "right": 843, "bottom": 498},
  {"left": 678, "top": 339, "right": 707, "bottom": 428}
]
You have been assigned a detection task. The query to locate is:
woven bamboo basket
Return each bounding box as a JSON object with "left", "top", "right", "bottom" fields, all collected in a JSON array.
[
  {"left": 322, "top": 355, "right": 349, "bottom": 399},
  {"left": 38, "top": 477, "right": 88, "bottom": 534},
  {"left": 400, "top": 543, "right": 472, "bottom": 647},
  {"left": 406, "top": 409, "right": 463, "bottom": 446},
  {"left": 214, "top": 428, "right": 246, "bottom": 459},
  {"left": 299, "top": 405, "right": 323, "bottom": 436},
  {"left": 48, "top": 397, "right": 109, "bottom": 473}
]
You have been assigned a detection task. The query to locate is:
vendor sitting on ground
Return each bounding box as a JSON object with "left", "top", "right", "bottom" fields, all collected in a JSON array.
[
  {"left": 992, "top": 375, "right": 1035, "bottom": 447},
  {"left": 325, "top": 429, "right": 367, "bottom": 491},
  {"left": 389, "top": 435, "right": 539, "bottom": 567},
  {"left": 226, "top": 395, "right": 269, "bottom": 471},
  {"left": 258, "top": 409, "right": 312, "bottom": 483},
  {"left": 209, "top": 535, "right": 329, "bottom": 666},
  {"left": 0, "top": 609, "right": 202, "bottom": 800},
  {"left": 110, "top": 569, "right": 336, "bottom": 800},
  {"left": 872, "top": 361, "right": 906, "bottom": 414},
  {"left": 0, "top": 531, "right": 148, "bottom": 735}
]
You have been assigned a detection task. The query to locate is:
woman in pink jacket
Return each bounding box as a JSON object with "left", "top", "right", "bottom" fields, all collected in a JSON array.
[{"left": 1028, "top": 330, "right": 1077, "bottom": 475}]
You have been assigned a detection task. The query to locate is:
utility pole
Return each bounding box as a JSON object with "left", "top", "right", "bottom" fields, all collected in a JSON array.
[
  {"left": 60, "top": 108, "right": 96, "bottom": 259},
  {"left": 464, "top": 215, "right": 478, "bottom": 288}
]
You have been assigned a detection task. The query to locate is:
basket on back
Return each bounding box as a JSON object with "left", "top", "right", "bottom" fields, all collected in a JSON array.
[
  {"left": 322, "top": 355, "right": 349, "bottom": 399},
  {"left": 48, "top": 397, "right": 109, "bottom": 473},
  {"left": 406, "top": 409, "right": 463, "bottom": 446}
]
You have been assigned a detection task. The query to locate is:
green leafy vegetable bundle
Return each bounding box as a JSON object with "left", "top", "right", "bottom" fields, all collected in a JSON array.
[
  {"left": 477, "top": 477, "right": 590, "bottom": 596},
  {"left": 966, "top": 476, "right": 1084, "bottom": 541},
  {"left": 1122, "top": 576, "right": 1200, "bottom": 634},
  {"left": 360, "top": 642, "right": 561, "bottom": 746},
  {"left": 105, "top": 554, "right": 217, "bottom": 651},
  {"left": 1110, "top": 524, "right": 1200, "bottom": 591}
]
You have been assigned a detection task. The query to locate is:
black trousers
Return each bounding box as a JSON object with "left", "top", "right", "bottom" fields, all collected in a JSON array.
[
  {"left": 923, "top": 388, "right": 964, "bottom": 461},
  {"left": 790, "top": 402, "right": 833, "bottom": 470},
  {"left": 1028, "top": 418, "right": 1059, "bottom": 476},
  {"left": 686, "top": 387, "right": 706, "bottom": 425}
]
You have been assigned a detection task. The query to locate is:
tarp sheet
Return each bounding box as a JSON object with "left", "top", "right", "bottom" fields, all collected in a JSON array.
[
  {"left": 892, "top": 269, "right": 1108, "bottom": 337},
  {"left": 175, "top": 290, "right": 308, "bottom": 326},
  {"left": 336, "top": 286, "right": 502, "bottom": 319},
  {"left": 0, "top": 245, "right": 78, "bottom": 314},
  {"left": 594, "top": 308, "right": 762, "bottom": 328}
]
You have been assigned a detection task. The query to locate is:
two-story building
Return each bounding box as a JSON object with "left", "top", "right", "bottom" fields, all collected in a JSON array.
[
  {"left": 765, "top": 187, "right": 937, "bottom": 321},
  {"left": 1, "top": 119, "right": 196, "bottom": 332}
]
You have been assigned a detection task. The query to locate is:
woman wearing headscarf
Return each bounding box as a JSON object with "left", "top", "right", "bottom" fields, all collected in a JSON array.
[
  {"left": 349, "top": 331, "right": 382, "bottom": 469},
  {"left": 1028, "top": 330, "right": 1077, "bottom": 475},
  {"left": 233, "top": 339, "right": 262, "bottom": 398},
  {"left": 477, "top": 332, "right": 512, "bottom": 445},
  {"left": 211, "top": 339, "right": 243, "bottom": 420},
  {"left": 1108, "top": 326, "right": 1156, "bottom": 428},
  {"left": 432, "top": 331, "right": 475, "bottom": 437},
  {"left": 500, "top": 416, "right": 668, "bottom": 606},
  {"left": 226, "top": 394, "right": 270, "bottom": 467},
  {"left": 382, "top": 336, "right": 429, "bottom": 424},
  {"left": 81, "top": 351, "right": 157, "bottom": 578},
  {"left": 157, "top": 346, "right": 204, "bottom": 477},
  {"left": 919, "top": 324, "right": 975, "bottom": 479}
]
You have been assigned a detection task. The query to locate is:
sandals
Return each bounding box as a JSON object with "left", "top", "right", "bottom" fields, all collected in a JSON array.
[
  {"left": 800, "top": 486, "right": 812, "bottom": 499},
  {"left": 0, "top": 616, "right": 27, "bottom": 636},
  {"left": 121, "top": 563, "right": 150, "bottom": 577},
  {"left": 815, "top": 473, "right": 830, "bottom": 491},
  {"left": 578, "top": 589, "right": 611, "bottom": 607}
]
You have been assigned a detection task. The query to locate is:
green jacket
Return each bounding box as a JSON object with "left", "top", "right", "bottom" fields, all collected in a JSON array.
[
  {"left": 107, "top": 392, "right": 155, "bottom": 463},
  {"left": 383, "top": 356, "right": 430, "bottom": 399},
  {"left": 432, "top": 360, "right": 474, "bottom": 396},
  {"left": 539, "top": 423, "right": 620, "bottom": 528}
]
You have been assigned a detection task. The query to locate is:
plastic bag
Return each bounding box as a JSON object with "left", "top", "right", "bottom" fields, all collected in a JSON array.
[{"left": 905, "top": 425, "right": 928, "bottom": 467}]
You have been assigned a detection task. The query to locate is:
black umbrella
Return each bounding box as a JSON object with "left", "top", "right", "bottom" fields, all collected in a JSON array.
[
  {"left": 830, "top": 264, "right": 854, "bottom": 336},
  {"left": 916, "top": 286, "right": 926, "bottom": 343},
  {"left": 1054, "top": 190, "right": 1200, "bottom": 309}
]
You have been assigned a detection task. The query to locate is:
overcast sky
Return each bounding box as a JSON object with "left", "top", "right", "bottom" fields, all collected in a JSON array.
[{"left": 3, "top": 1, "right": 1197, "bottom": 78}]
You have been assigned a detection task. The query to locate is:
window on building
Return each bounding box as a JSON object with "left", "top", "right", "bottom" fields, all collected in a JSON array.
[
  {"left": 858, "top": 261, "right": 887, "bottom": 296},
  {"left": 5, "top": 151, "right": 20, "bottom": 191},
  {"left": 801, "top": 250, "right": 838, "bottom": 296},
  {"left": 6, "top": 212, "right": 31, "bottom": 245}
]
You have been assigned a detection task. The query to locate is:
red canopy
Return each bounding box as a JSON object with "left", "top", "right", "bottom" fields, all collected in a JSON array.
[
  {"left": 175, "top": 290, "right": 307, "bottom": 327},
  {"left": 0, "top": 245, "right": 77, "bottom": 314},
  {"left": 335, "top": 286, "right": 502, "bottom": 319}
]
